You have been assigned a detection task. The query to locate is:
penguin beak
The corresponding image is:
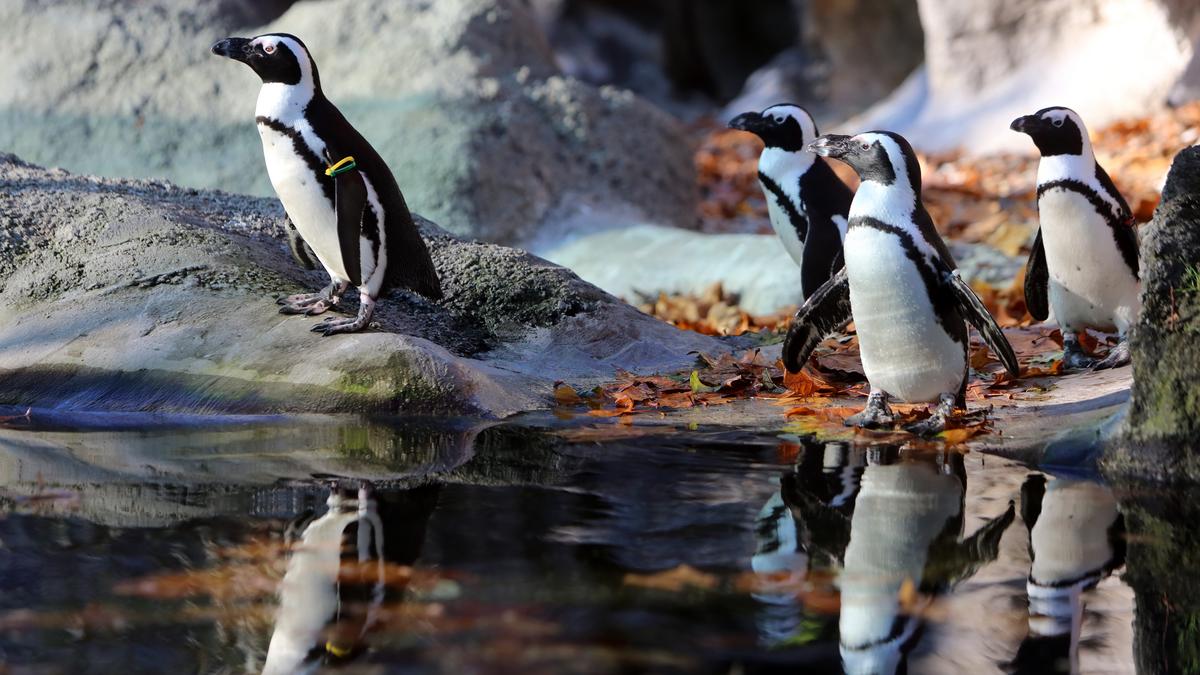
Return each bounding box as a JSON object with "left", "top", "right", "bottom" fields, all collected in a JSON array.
[
  {"left": 211, "top": 37, "right": 253, "bottom": 62},
  {"left": 1010, "top": 115, "right": 1038, "bottom": 134},
  {"left": 808, "top": 134, "right": 853, "bottom": 159},
  {"left": 728, "top": 112, "right": 766, "bottom": 135}
]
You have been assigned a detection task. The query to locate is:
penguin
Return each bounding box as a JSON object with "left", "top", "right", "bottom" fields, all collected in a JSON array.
[
  {"left": 211, "top": 34, "right": 442, "bottom": 336},
  {"left": 783, "top": 131, "right": 1020, "bottom": 436},
  {"left": 1010, "top": 107, "right": 1139, "bottom": 370},
  {"left": 1009, "top": 475, "right": 1126, "bottom": 674},
  {"left": 728, "top": 104, "right": 853, "bottom": 299}
]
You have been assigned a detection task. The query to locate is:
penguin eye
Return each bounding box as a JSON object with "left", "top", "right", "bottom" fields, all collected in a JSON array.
[
  {"left": 263, "top": 43, "right": 276, "bottom": 55},
  {"left": 773, "top": 114, "right": 786, "bottom": 124},
  {"left": 860, "top": 143, "right": 870, "bottom": 151},
  {"left": 1052, "top": 118, "right": 1064, "bottom": 128}
]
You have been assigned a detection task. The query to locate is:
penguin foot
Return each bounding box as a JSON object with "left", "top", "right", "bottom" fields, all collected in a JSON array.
[
  {"left": 277, "top": 282, "right": 348, "bottom": 315},
  {"left": 1061, "top": 335, "right": 1097, "bottom": 371},
  {"left": 845, "top": 391, "right": 895, "bottom": 429},
  {"left": 312, "top": 294, "right": 375, "bottom": 336},
  {"left": 902, "top": 393, "right": 959, "bottom": 438},
  {"left": 1093, "top": 341, "right": 1131, "bottom": 370}
]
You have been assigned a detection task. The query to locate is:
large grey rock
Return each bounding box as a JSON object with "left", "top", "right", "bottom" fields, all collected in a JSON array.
[
  {"left": 0, "top": 0, "right": 697, "bottom": 245},
  {"left": 857, "top": 0, "right": 1199, "bottom": 153},
  {"left": 1108, "top": 146, "right": 1200, "bottom": 481},
  {"left": 0, "top": 154, "right": 727, "bottom": 417}
]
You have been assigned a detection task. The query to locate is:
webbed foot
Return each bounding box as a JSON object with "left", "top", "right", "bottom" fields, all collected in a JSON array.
[
  {"left": 1093, "top": 340, "right": 1131, "bottom": 370},
  {"left": 903, "top": 393, "right": 959, "bottom": 438},
  {"left": 278, "top": 282, "right": 347, "bottom": 316},
  {"left": 1061, "top": 333, "right": 1097, "bottom": 371},
  {"left": 313, "top": 293, "right": 375, "bottom": 336},
  {"left": 845, "top": 391, "right": 895, "bottom": 429}
]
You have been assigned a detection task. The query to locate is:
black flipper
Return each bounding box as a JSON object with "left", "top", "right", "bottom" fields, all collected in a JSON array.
[
  {"left": 942, "top": 267, "right": 1020, "bottom": 377},
  {"left": 1024, "top": 229, "right": 1049, "bottom": 322},
  {"left": 783, "top": 268, "right": 851, "bottom": 373},
  {"left": 333, "top": 164, "right": 366, "bottom": 288},
  {"left": 1094, "top": 162, "right": 1140, "bottom": 280},
  {"left": 800, "top": 214, "right": 844, "bottom": 300},
  {"left": 285, "top": 217, "right": 317, "bottom": 270}
]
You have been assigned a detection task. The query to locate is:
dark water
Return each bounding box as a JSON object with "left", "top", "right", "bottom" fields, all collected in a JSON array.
[{"left": 0, "top": 415, "right": 1194, "bottom": 674}]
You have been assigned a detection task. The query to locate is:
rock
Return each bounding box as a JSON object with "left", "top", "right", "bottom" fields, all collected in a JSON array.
[
  {"left": 802, "top": 0, "right": 923, "bottom": 116},
  {"left": 0, "top": 0, "right": 697, "bottom": 246},
  {"left": 0, "top": 154, "right": 728, "bottom": 417},
  {"left": 537, "top": 224, "right": 806, "bottom": 315},
  {"left": 1108, "top": 146, "right": 1200, "bottom": 480},
  {"left": 856, "top": 0, "right": 1199, "bottom": 153}
]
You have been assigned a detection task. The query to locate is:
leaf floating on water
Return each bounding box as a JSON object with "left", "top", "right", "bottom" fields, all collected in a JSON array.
[{"left": 623, "top": 565, "right": 719, "bottom": 593}]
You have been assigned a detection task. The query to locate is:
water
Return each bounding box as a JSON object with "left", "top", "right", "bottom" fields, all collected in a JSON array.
[{"left": 0, "top": 415, "right": 1192, "bottom": 674}]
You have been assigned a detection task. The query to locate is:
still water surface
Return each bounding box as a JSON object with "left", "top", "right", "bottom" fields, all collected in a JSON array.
[{"left": 0, "top": 415, "right": 1187, "bottom": 674}]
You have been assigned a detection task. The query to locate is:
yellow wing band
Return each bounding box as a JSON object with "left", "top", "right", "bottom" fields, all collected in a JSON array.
[{"left": 325, "top": 156, "right": 357, "bottom": 177}]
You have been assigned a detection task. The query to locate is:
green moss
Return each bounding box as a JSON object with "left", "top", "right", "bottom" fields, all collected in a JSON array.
[{"left": 333, "top": 351, "right": 460, "bottom": 413}]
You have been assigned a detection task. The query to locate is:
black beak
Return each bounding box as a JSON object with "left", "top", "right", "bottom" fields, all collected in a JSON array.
[
  {"left": 808, "top": 134, "right": 853, "bottom": 159},
  {"left": 728, "top": 112, "right": 766, "bottom": 135},
  {"left": 1010, "top": 115, "right": 1037, "bottom": 134},
  {"left": 211, "top": 37, "right": 252, "bottom": 62}
]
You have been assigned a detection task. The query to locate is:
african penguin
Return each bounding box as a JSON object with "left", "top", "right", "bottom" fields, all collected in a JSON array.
[
  {"left": 1011, "top": 107, "right": 1139, "bottom": 369},
  {"left": 1010, "top": 475, "right": 1125, "bottom": 674},
  {"left": 783, "top": 132, "right": 1019, "bottom": 436},
  {"left": 212, "top": 34, "right": 442, "bottom": 336},
  {"left": 728, "top": 104, "right": 853, "bottom": 300}
]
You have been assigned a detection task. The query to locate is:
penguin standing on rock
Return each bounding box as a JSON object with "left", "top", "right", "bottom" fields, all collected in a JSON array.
[
  {"left": 212, "top": 34, "right": 442, "bottom": 336},
  {"left": 783, "top": 131, "right": 1019, "bottom": 436},
  {"left": 728, "top": 104, "right": 853, "bottom": 299},
  {"left": 1011, "top": 107, "right": 1139, "bottom": 369}
]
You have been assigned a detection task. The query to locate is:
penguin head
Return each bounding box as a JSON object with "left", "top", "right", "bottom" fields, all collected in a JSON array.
[
  {"left": 728, "top": 104, "right": 818, "bottom": 153},
  {"left": 809, "top": 131, "right": 921, "bottom": 188},
  {"left": 1010, "top": 107, "right": 1088, "bottom": 157},
  {"left": 211, "top": 33, "right": 318, "bottom": 88}
]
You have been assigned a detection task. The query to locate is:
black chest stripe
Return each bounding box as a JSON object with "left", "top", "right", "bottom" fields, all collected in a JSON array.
[
  {"left": 759, "top": 171, "right": 808, "bottom": 242},
  {"left": 848, "top": 216, "right": 966, "bottom": 345},
  {"left": 1037, "top": 179, "right": 1139, "bottom": 279},
  {"left": 256, "top": 115, "right": 336, "bottom": 209}
]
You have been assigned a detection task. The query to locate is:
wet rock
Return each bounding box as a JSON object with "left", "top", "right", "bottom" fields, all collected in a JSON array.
[
  {"left": 0, "top": 0, "right": 697, "bottom": 246},
  {"left": 0, "top": 155, "right": 727, "bottom": 417},
  {"left": 1108, "top": 146, "right": 1200, "bottom": 480}
]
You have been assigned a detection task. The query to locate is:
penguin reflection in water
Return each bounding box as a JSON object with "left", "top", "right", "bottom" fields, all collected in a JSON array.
[
  {"left": 212, "top": 34, "right": 442, "bottom": 335},
  {"left": 1011, "top": 107, "right": 1140, "bottom": 370},
  {"left": 784, "top": 132, "right": 1019, "bottom": 435},
  {"left": 727, "top": 104, "right": 853, "bottom": 299},
  {"left": 262, "top": 483, "right": 439, "bottom": 674},
  {"left": 1009, "top": 475, "right": 1126, "bottom": 675},
  {"left": 752, "top": 441, "right": 1014, "bottom": 672}
]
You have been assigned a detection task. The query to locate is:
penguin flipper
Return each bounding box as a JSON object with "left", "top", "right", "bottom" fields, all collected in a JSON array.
[
  {"left": 285, "top": 217, "right": 317, "bottom": 271},
  {"left": 782, "top": 268, "right": 850, "bottom": 373},
  {"left": 943, "top": 268, "right": 1020, "bottom": 377},
  {"left": 800, "top": 216, "right": 844, "bottom": 300},
  {"left": 1024, "top": 229, "right": 1050, "bottom": 322},
  {"left": 333, "top": 168, "right": 366, "bottom": 288}
]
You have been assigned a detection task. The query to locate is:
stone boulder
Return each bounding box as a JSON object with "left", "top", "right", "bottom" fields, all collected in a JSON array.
[
  {"left": 857, "top": 0, "right": 1200, "bottom": 153},
  {"left": 1108, "top": 146, "right": 1200, "bottom": 480},
  {"left": 0, "top": 0, "right": 697, "bottom": 246},
  {"left": 0, "top": 154, "right": 726, "bottom": 417}
]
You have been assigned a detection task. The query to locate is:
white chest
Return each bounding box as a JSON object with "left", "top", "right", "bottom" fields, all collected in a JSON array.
[
  {"left": 843, "top": 226, "right": 964, "bottom": 401},
  {"left": 762, "top": 180, "right": 807, "bottom": 267},
  {"left": 257, "top": 122, "right": 348, "bottom": 281},
  {"left": 1038, "top": 189, "right": 1139, "bottom": 331}
]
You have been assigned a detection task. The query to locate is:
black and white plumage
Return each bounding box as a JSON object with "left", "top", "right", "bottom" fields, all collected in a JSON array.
[
  {"left": 728, "top": 104, "right": 853, "bottom": 299},
  {"left": 1011, "top": 107, "right": 1139, "bottom": 370},
  {"left": 212, "top": 34, "right": 442, "bottom": 336},
  {"left": 1010, "top": 475, "right": 1125, "bottom": 674},
  {"left": 783, "top": 131, "right": 1018, "bottom": 435}
]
